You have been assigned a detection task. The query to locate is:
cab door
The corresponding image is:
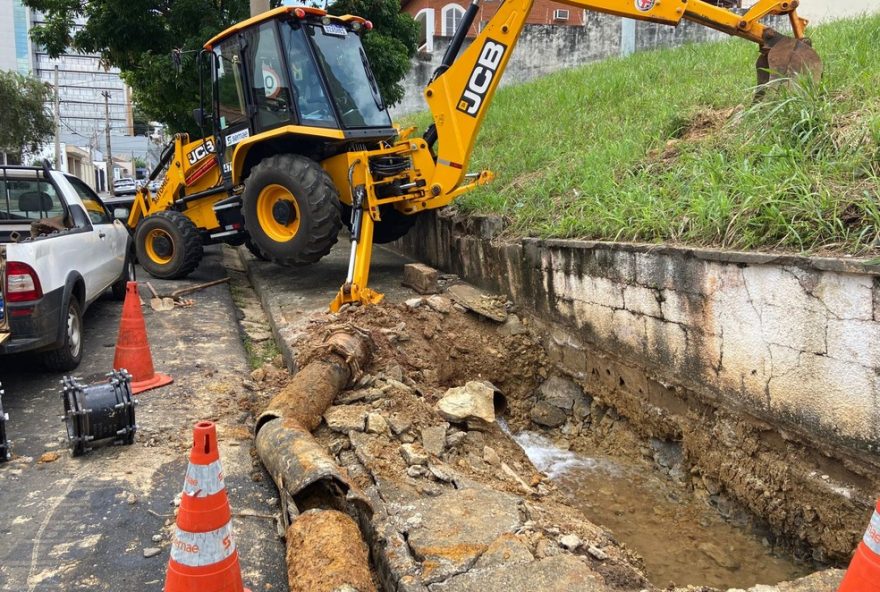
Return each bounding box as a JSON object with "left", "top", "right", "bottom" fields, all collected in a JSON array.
[
  {"left": 213, "top": 36, "right": 252, "bottom": 176},
  {"left": 64, "top": 175, "right": 128, "bottom": 293}
]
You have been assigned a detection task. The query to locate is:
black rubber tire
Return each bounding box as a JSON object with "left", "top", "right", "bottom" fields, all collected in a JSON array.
[
  {"left": 135, "top": 211, "right": 204, "bottom": 279},
  {"left": 111, "top": 248, "right": 137, "bottom": 300},
  {"left": 41, "top": 296, "right": 83, "bottom": 372},
  {"left": 242, "top": 154, "right": 342, "bottom": 266},
  {"left": 341, "top": 204, "right": 420, "bottom": 244},
  {"left": 245, "top": 236, "right": 270, "bottom": 261}
]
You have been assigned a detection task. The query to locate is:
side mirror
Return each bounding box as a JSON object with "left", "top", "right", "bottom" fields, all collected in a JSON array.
[{"left": 192, "top": 107, "right": 206, "bottom": 127}]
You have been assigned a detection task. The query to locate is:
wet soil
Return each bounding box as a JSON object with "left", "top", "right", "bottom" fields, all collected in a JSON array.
[{"left": 513, "top": 430, "right": 813, "bottom": 590}]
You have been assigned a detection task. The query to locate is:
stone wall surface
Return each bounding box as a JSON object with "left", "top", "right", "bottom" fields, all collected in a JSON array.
[{"left": 393, "top": 211, "right": 880, "bottom": 457}]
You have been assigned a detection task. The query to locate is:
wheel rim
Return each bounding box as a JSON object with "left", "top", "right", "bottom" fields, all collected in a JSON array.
[
  {"left": 145, "top": 229, "right": 173, "bottom": 264},
  {"left": 256, "top": 184, "right": 300, "bottom": 243},
  {"left": 68, "top": 306, "right": 82, "bottom": 358}
]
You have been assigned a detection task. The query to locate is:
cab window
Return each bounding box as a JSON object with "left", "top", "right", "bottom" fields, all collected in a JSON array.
[
  {"left": 244, "top": 22, "right": 294, "bottom": 130},
  {"left": 282, "top": 23, "right": 336, "bottom": 128},
  {"left": 308, "top": 23, "right": 391, "bottom": 129},
  {"left": 214, "top": 39, "right": 248, "bottom": 130}
]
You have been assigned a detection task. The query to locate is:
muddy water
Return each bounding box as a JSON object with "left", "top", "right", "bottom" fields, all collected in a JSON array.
[{"left": 513, "top": 431, "right": 813, "bottom": 590}]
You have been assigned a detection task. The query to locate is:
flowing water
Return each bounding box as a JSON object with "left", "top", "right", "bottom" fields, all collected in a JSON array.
[{"left": 511, "top": 430, "right": 814, "bottom": 589}]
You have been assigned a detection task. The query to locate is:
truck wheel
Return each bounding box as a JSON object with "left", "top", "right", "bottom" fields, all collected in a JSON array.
[
  {"left": 111, "top": 250, "right": 137, "bottom": 300},
  {"left": 245, "top": 236, "right": 269, "bottom": 261},
  {"left": 341, "top": 204, "right": 419, "bottom": 244},
  {"left": 41, "top": 296, "right": 83, "bottom": 372},
  {"left": 242, "top": 154, "right": 341, "bottom": 266},
  {"left": 135, "top": 211, "right": 204, "bottom": 279}
]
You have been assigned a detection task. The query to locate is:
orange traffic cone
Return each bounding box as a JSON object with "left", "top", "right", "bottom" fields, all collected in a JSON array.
[
  {"left": 165, "top": 421, "right": 250, "bottom": 592},
  {"left": 838, "top": 500, "right": 880, "bottom": 592},
  {"left": 113, "top": 281, "right": 172, "bottom": 394}
]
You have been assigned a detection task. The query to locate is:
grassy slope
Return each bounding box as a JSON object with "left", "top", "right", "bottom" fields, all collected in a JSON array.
[{"left": 418, "top": 15, "right": 880, "bottom": 254}]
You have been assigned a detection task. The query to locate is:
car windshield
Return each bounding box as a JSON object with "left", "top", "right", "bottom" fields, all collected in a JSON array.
[{"left": 305, "top": 23, "right": 391, "bottom": 129}]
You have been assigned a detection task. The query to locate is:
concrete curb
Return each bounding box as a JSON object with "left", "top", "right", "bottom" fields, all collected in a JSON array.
[{"left": 236, "top": 246, "right": 299, "bottom": 374}]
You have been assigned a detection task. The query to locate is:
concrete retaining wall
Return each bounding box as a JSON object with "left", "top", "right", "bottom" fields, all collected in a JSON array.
[{"left": 393, "top": 211, "right": 880, "bottom": 458}]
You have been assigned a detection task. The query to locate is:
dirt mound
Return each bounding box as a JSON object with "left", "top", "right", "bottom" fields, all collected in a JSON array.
[{"left": 649, "top": 107, "right": 737, "bottom": 165}]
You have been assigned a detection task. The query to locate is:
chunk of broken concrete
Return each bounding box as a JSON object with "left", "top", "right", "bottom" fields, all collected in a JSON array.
[
  {"left": 558, "top": 534, "right": 581, "bottom": 551},
  {"left": 530, "top": 401, "right": 567, "bottom": 428},
  {"left": 474, "top": 533, "right": 534, "bottom": 569},
  {"left": 401, "top": 487, "right": 522, "bottom": 584},
  {"left": 437, "top": 381, "right": 497, "bottom": 427},
  {"left": 400, "top": 443, "right": 429, "bottom": 466},
  {"left": 482, "top": 445, "right": 501, "bottom": 467},
  {"left": 537, "top": 376, "right": 583, "bottom": 411},
  {"left": 447, "top": 284, "right": 509, "bottom": 322},
  {"left": 404, "top": 297, "right": 424, "bottom": 310},
  {"left": 366, "top": 413, "right": 389, "bottom": 435},
  {"left": 402, "top": 263, "right": 440, "bottom": 294},
  {"left": 426, "top": 295, "right": 452, "bottom": 314},
  {"left": 421, "top": 425, "right": 448, "bottom": 456},
  {"left": 324, "top": 405, "right": 369, "bottom": 433},
  {"left": 387, "top": 415, "right": 412, "bottom": 436},
  {"left": 434, "top": 554, "right": 601, "bottom": 591},
  {"left": 498, "top": 314, "right": 528, "bottom": 337}
]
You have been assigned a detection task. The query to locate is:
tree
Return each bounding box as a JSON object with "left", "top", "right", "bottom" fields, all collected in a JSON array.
[
  {"left": 26, "top": 0, "right": 249, "bottom": 134},
  {"left": 328, "top": 0, "right": 418, "bottom": 107},
  {"left": 26, "top": 0, "right": 417, "bottom": 133},
  {"left": 0, "top": 71, "right": 54, "bottom": 163}
]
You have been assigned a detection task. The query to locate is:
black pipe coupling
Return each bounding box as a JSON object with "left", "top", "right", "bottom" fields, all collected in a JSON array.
[
  {"left": 0, "top": 383, "right": 9, "bottom": 462},
  {"left": 62, "top": 370, "right": 137, "bottom": 457}
]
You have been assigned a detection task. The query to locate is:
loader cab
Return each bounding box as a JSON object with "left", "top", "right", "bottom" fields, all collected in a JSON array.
[{"left": 202, "top": 6, "right": 395, "bottom": 174}]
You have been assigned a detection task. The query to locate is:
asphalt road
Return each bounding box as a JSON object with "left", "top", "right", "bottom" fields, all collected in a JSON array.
[{"left": 0, "top": 247, "right": 286, "bottom": 592}]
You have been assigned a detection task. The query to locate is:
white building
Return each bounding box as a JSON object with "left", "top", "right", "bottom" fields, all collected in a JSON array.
[
  {"left": 0, "top": 0, "right": 32, "bottom": 74},
  {"left": 30, "top": 12, "right": 133, "bottom": 137}
]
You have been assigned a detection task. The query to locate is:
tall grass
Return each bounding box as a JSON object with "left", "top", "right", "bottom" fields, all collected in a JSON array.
[{"left": 421, "top": 14, "right": 880, "bottom": 254}]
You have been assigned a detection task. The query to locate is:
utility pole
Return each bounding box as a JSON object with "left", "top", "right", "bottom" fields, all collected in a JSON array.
[
  {"left": 85, "top": 132, "right": 94, "bottom": 191},
  {"left": 102, "top": 91, "right": 114, "bottom": 196},
  {"left": 54, "top": 65, "right": 61, "bottom": 171},
  {"left": 250, "top": 0, "right": 269, "bottom": 17}
]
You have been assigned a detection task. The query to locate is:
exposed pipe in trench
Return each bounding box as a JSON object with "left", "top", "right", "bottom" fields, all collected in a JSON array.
[{"left": 253, "top": 326, "right": 378, "bottom": 592}]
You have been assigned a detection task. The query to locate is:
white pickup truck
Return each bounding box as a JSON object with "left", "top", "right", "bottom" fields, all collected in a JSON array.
[{"left": 0, "top": 164, "right": 134, "bottom": 371}]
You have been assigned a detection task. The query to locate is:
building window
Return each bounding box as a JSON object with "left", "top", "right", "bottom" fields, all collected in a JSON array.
[
  {"left": 441, "top": 4, "right": 465, "bottom": 37},
  {"left": 415, "top": 8, "right": 435, "bottom": 52}
]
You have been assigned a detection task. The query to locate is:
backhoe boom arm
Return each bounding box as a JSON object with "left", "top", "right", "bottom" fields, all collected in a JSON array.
[{"left": 419, "top": 0, "right": 818, "bottom": 207}]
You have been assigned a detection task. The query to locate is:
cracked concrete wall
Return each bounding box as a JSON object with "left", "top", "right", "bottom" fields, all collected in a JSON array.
[{"left": 394, "top": 212, "right": 880, "bottom": 456}]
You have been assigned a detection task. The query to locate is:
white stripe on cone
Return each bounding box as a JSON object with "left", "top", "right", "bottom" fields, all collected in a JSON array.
[
  {"left": 863, "top": 510, "right": 880, "bottom": 556},
  {"left": 183, "top": 460, "right": 225, "bottom": 497},
  {"left": 170, "top": 522, "right": 237, "bottom": 567}
]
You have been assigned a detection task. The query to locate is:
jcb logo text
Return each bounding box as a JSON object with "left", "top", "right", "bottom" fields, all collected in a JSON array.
[
  {"left": 187, "top": 140, "right": 215, "bottom": 165},
  {"left": 457, "top": 40, "right": 507, "bottom": 117}
]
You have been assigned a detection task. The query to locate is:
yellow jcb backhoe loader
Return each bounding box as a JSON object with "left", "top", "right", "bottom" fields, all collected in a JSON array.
[{"left": 127, "top": 0, "right": 822, "bottom": 309}]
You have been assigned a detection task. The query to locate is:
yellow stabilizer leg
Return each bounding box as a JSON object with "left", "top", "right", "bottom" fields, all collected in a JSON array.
[{"left": 329, "top": 209, "right": 384, "bottom": 312}]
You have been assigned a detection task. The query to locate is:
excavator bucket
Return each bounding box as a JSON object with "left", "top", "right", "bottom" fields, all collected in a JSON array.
[{"left": 756, "top": 36, "right": 823, "bottom": 87}]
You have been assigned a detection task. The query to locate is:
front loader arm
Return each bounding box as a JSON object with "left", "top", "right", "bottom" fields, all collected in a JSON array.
[{"left": 419, "top": 0, "right": 820, "bottom": 205}]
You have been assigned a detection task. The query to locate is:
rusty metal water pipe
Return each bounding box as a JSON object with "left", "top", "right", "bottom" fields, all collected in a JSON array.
[
  {"left": 257, "top": 327, "right": 372, "bottom": 433},
  {"left": 253, "top": 326, "right": 377, "bottom": 592}
]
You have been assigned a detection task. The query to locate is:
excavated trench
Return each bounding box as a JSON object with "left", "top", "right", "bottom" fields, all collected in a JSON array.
[{"left": 265, "top": 293, "right": 870, "bottom": 591}]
